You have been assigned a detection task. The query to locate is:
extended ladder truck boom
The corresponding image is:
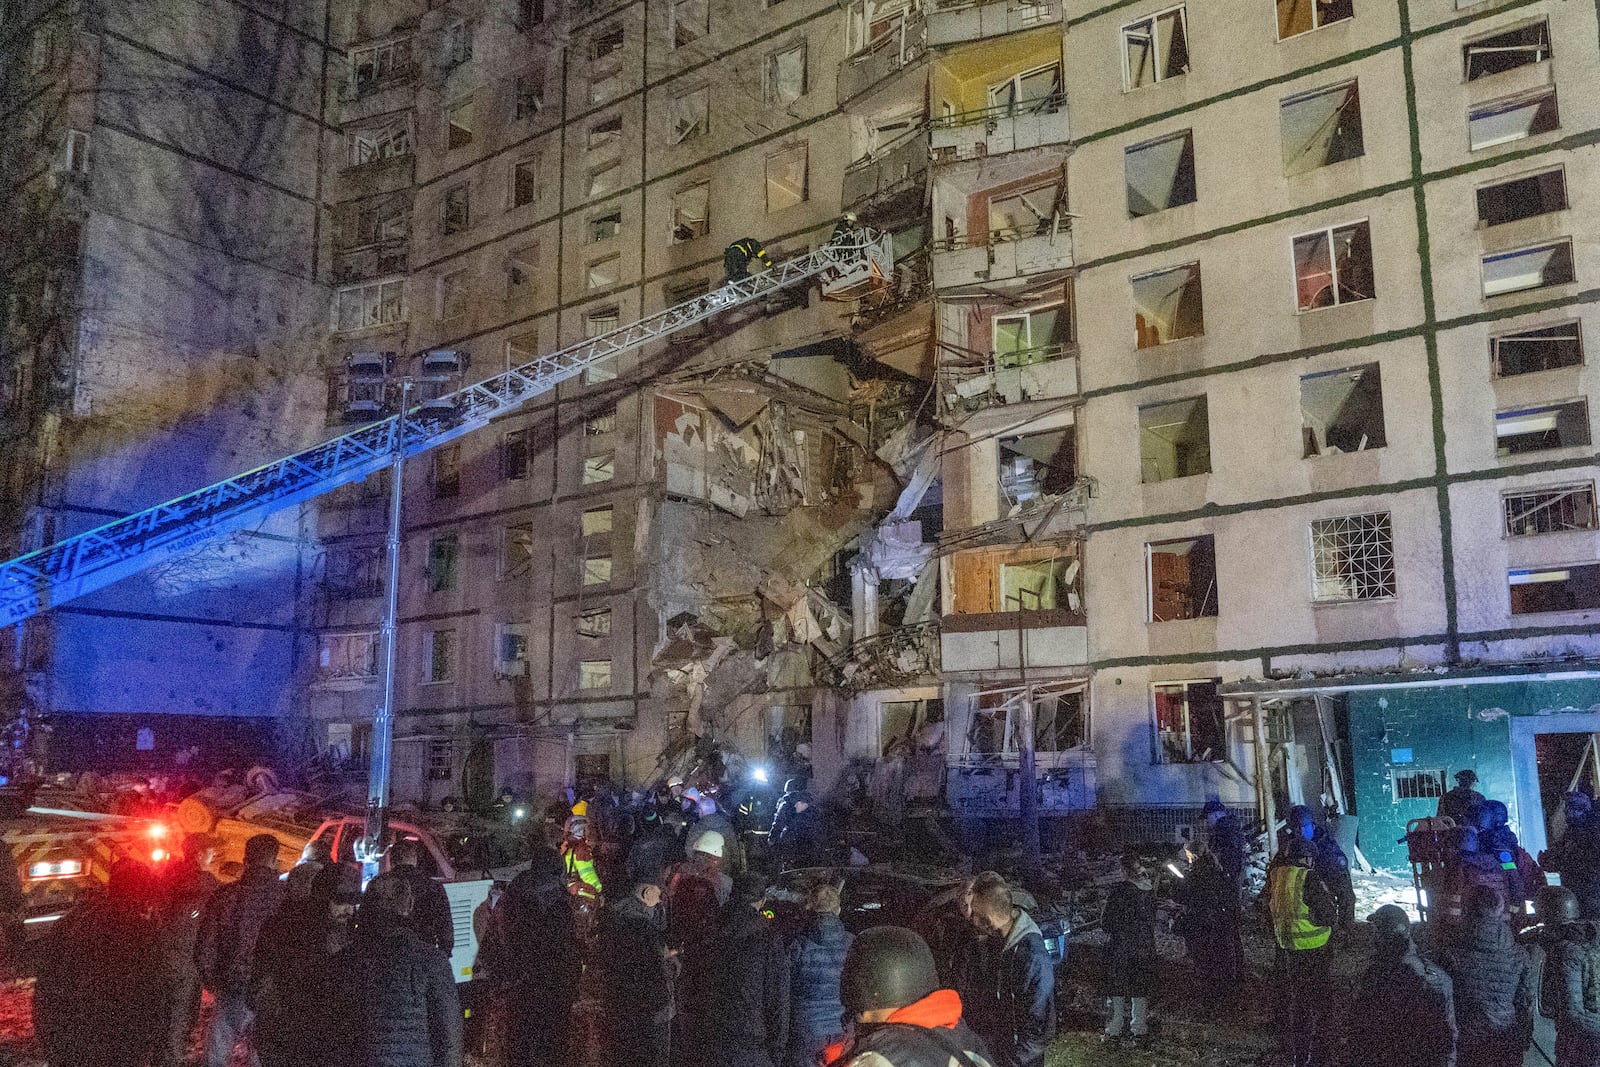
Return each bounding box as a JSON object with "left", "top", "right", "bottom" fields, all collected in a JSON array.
[{"left": 0, "top": 227, "right": 892, "bottom": 627}]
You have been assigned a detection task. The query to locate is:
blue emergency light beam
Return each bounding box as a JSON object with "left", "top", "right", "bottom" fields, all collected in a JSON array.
[{"left": 0, "top": 230, "right": 892, "bottom": 627}]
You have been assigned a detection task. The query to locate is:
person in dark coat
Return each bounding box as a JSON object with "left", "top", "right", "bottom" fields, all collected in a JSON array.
[
  {"left": 1543, "top": 793, "right": 1600, "bottom": 920},
  {"left": 723, "top": 237, "right": 772, "bottom": 283},
  {"left": 34, "top": 859, "right": 163, "bottom": 1067},
  {"left": 771, "top": 781, "right": 829, "bottom": 872},
  {"left": 1267, "top": 832, "right": 1338, "bottom": 1067},
  {"left": 967, "top": 872, "right": 1054, "bottom": 1067},
  {"left": 1439, "top": 769, "right": 1486, "bottom": 826},
  {"left": 153, "top": 832, "right": 221, "bottom": 1067},
  {"left": 488, "top": 847, "right": 581, "bottom": 1067},
  {"left": 1203, "top": 799, "right": 1248, "bottom": 892},
  {"left": 709, "top": 874, "right": 785, "bottom": 1067},
  {"left": 1176, "top": 837, "right": 1245, "bottom": 994},
  {"left": 1474, "top": 800, "right": 1543, "bottom": 912},
  {"left": 1440, "top": 886, "right": 1532, "bottom": 1067},
  {"left": 628, "top": 808, "right": 684, "bottom": 887},
  {"left": 1528, "top": 886, "right": 1600, "bottom": 1066},
  {"left": 1343, "top": 905, "right": 1457, "bottom": 1067},
  {"left": 828, "top": 926, "right": 994, "bottom": 1067},
  {"left": 781, "top": 881, "right": 854, "bottom": 1067},
  {"left": 1100, "top": 853, "right": 1157, "bottom": 1041},
  {"left": 196, "top": 832, "right": 285, "bottom": 1067},
  {"left": 253, "top": 864, "right": 361, "bottom": 1067},
  {"left": 392, "top": 837, "right": 454, "bottom": 955},
  {"left": 1440, "top": 826, "right": 1514, "bottom": 931},
  {"left": 327, "top": 872, "right": 463, "bottom": 1067},
  {"left": 597, "top": 877, "right": 674, "bottom": 1067}
]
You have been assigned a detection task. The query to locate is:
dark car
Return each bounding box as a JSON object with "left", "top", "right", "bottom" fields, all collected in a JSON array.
[{"left": 767, "top": 863, "right": 1069, "bottom": 967}]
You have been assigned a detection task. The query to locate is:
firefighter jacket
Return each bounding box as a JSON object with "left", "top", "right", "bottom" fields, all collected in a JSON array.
[{"left": 563, "top": 838, "right": 603, "bottom": 900}]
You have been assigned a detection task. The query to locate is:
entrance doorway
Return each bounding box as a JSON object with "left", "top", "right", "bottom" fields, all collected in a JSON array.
[
  {"left": 575, "top": 753, "right": 612, "bottom": 795},
  {"left": 1511, "top": 714, "right": 1600, "bottom": 857}
]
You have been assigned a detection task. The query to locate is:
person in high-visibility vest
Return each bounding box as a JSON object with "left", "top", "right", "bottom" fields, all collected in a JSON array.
[
  {"left": 1266, "top": 831, "right": 1339, "bottom": 1067},
  {"left": 562, "top": 808, "right": 604, "bottom": 904}
]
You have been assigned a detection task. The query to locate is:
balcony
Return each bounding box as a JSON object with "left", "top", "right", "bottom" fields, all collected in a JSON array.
[
  {"left": 839, "top": 16, "right": 927, "bottom": 105},
  {"left": 842, "top": 125, "right": 930, "bottom": 210},
  {"left": 941, "top": 344, "right": 1079, "bottom": 411},
  {"left": 930, "top": 94, "right": 1069, "bottom": 161},
  {"left": 831, "top": 621, "right": 940, "bottom": 690},
  {"left": 931, "top": 221, "right": 1072, "bottom": 290},
  {"left": 926, "top": 0, "right": 1061, "bottom": 48},
  {"left": 332, "top": 238, "right": 408, "bottom": 284}
]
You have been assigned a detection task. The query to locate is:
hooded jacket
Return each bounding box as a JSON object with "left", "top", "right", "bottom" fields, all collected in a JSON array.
[
  {"left": 982, "top": 910, "right": 1055, "bottom": 1067},
  {"left": 825, "top": 990, "right": 997, "bottom": 1067},
  {"left": 329, "top": 911, "right": 463, "bottom": 1067},
  {"left": 1440, "top": 914, "right": 1532, "bottom": 1045},
  {"left": 1344, "top": 943, "right": 1458, "bottom": 1067}
]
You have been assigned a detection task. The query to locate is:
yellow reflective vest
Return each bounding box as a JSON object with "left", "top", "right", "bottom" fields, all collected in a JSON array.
[{"left": 1269, "top": 862, "right": 1332, "bottom": 951}]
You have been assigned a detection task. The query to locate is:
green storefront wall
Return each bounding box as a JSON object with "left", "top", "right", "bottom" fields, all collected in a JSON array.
[{"left": 1348, "top": 676, "right": 1600, "bottom": 871}]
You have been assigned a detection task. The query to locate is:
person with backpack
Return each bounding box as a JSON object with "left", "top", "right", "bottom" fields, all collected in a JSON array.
[
  {"left": 1267, "top": 830, "right": 1339, "bottom": 1067},
  {"left": 1528, "top": 885, "right": 1600, "bottom": 1065}
]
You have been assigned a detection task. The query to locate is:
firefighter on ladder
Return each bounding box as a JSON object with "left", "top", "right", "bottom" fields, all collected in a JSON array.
[
  {"left": 561, "top": 801, "right": 603, "bottom": 935},
  {"left": 723, "top": 237, "right": 772, "bottom": 284}
]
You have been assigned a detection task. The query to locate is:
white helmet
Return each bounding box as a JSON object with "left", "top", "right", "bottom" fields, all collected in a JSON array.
[
  {"left": 842, "top": 211, "right": 859, "bottom": 224},
  {"left": 692, "top": 830, "right": 725, "bottom": 858},
  {"left": 666, "top": 774, "right": 685, "bottom": 789}
]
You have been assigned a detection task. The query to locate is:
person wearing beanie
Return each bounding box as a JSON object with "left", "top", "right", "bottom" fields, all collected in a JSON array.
[
  {"left": 1342, "top": 905, "right": 1457, "bottom": 1067},
  {"left": 196, "top": 832, "right": 284, "bottom": 1067}
]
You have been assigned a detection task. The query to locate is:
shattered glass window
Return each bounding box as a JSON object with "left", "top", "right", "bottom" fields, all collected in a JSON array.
[
  {"left": 1035, "top": 691, "right": 1086, "bottom": 752},
  {"left": 424, "top": 629, "right": 456, "bottom": 683},
  {"left": 1502, "top": 484, "right": 1598, "bottom": 537},
  {"left": 671, "top": 87, "right": 709, "bottom": 143},
  {"left": 1125, "top": 130, "right": 1196, "bottom": 217},
  {"left": 577, "top": 608, "right": 613, "bottom": 637},
  {"left": 318, "top": 632, "right": 379, "bottom": 679},
  {"left": 502, "top": 524, "right": 535, "bottom": 579},
  {"left": 1131, "top": 263, "right": 1203, "bottom": 347},
  {"left": 447, "top": 97, "right": 473, "bottom": 150},
  {"left": 1153, "top": 679, "right": 1224, "bottom": 763},
  {"left": 766, "top": 144, "right": 809, "bottom": 213},
  {"left": 1292, "top": 221, "right": 1373, "bottom": 310},
  {"left": 671, "top": 183, "right": 710, "bottom": 242},
  {"left": 503, "top": 429, "right": 530, "bottom": 480},
  {"left": 998, "top": 557, "right": 1075, "bottom": 612},
  {"left": 1277, "top": 0, "right": 1353, "bottom": 40},
  {"left": 1495, "top": 401, "right": 1590, "bottom": 456},
  {"left": 1123, "top": 6, "right": 1188, "bottom": 90},
  {"left": 582, "top": 506, "right": 614, "bottom": 536},
  {"left": 583, "top": 454, "right": 615, "bottom": 484},
  {"left": 1280, "top": 81, "right": 1363, "bottom": 176},
  {"left": 579, "top": 659, "right": 613, "bottom": 690},
  {"left": 1146, "top": 536, "right": 1218, "bottom": 620},
  {"left": 582, "top": 557, "right": 612, "bottom": 585},
  {"left": 512, "top": 158, "right": 538, "bottom": 207},
  {"left": 1309, "top": 513, "right": 1395, "bottom": 601},
  {"left": 1139, "top": 396, "right": 1210, "bottom": 482},
  {"left": 1463, "top": 20, "right": 1550, "bottom": 81},
  {"left": 766, "top": 43, "right": 807, "bottom": 105},
  {"left": 673, "top": 0, "right": 708, "bottom": 48},
  {"left": 427, "top": 535, "right": 459, "bottom": 592},
  {"left": 1492, "top": 322, "right": 1583, "bottom": 378},
  {"left": 1481, "top": 240, "right": 1575, "bottom": 298},
  {"left": 1510, "top": 565, "right": 1600, "bottom": 615}
]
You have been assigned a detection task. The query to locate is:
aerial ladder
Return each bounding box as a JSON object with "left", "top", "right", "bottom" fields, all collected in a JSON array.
[{"left": 0, "top": 225, "right": 893, "bottom": 875}]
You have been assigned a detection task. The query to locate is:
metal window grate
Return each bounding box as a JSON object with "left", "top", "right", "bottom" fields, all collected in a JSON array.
[
  {"left": 1310, "top": 512, "right": 1395, "bottom": 601},
  {"left": 1503, "top": 484, "right": 1598, "bottom": 536},
  {"left": 1394, "top": 769, "right": 1445, "bottom": 800}
]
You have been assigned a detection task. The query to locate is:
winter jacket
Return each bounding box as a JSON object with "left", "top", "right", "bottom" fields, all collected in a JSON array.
[
  {"left": 772, "top": 798, "right": 829, "bottom": 872},
  {"left": 1101, "top": 877, "right": 1157, "bottom": 997},
  {"left": 253, "top": 901, "right": 349, "bottom": 1067},
  {"left": 783, "top": 913, "right": 854, "bottom": 1067},
  {"left": 694, "top": 810, "right": 745, "bottom": 873},
  {"left": 1440, "top": 915, "right": 1532, "bottom": 1051},
  {"left": 329, "top": 912, "right": 463, "bottom": 1067},
  {"left": 156, "top": 860, "right": 220, "bottom": 974},
  {"left": 597, "top": 891, "right": 671, "bottom": 1021},
  {"left": 983, "top": 910, "right": 1055, "bottom": 1067},
  {"left": 1440, "top": 851, "right": 1514, "bottom": 927},
  {"left": 824, "top": 989, "right": 995, "bottom": 1067},
  {"left": 1208, "top": 814, "right": 1249, "bottom": 890},
  {"left": 628, "top": 821, "right": 683, "bottom": 886},
  {"left": 711, "top": 902, "right": 785, "bottom": 1067},
  {"left": 34, "top": 893, "right": 163, "bottom": 1067},
  {"left": 483, "top": 864, "right": 581, "bottom": 994},
  {"left": 394, "top": 864, "right": 455, "bottom": 955},
  {"left": 667, "top": 853, "right": 730, "bottom": 949},
  {"left": 1343, "top": 945, "right": 1458, "bottom": 1067},
  {"left": 196, "top": 863, "right": 285, "bottom": 997},
  {"left": 1549, "top": 921, "right": 1600, "bottom": 1039},
  {"left": 1545, "top": 824, "right": 1600, "bottom": 920}
]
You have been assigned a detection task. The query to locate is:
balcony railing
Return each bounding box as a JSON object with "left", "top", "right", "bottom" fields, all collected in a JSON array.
[
  {"left": 842, "top": 124, "right": 931, "bottom": 208},
  {"left": 839, "top": 14, "right": 928, "bottom": 103},
  {"left": 830, "top": 620, "right": 940, "bottom": 690},
  {"left": 926, "top": 0, "right": 1060, "bottom": 47},
  {"left": 930, "top": 93, "right": 1069, "bottom": 160},
  {"left": 940, "top": 344, "right": 1079, "bottom": 411},
  {"left": 932, "top": 219, "right": 1072, "bottom": 289}
]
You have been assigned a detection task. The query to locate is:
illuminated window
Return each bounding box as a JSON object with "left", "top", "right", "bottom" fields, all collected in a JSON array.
[
  {"left": 423, "top": 629, "right": 455, "bottom": 683},
  {"left": 582, "top": 506, "right": 614, "bottom": 536},
  {"left": 1153, "top": 679, "right": 1223, "bottom": 763},
  {"left": 583, "top": 454, "right": 615, "bottom": 484},
  {"left": 1131, "top": 263, "right": 1203, "bottom": 347},
  {"left": 579, "top": 659, "right": 613, "bottom": 690},
  {"left": 1292, "top": 222, "right": 1374, "bottom": 310}
]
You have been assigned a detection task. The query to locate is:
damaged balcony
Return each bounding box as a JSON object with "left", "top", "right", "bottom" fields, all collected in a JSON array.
[
  {"left": 938, "top": 277, "right": 1077, "bottom": 410},
  {"left": 839, "top": 0, "right": 928, "bottom": 105},
  {"left": 831, "top": 620, "right": 941, "bottom": 690},
  {"left": 929, "top": 31, "right": 1068, "bottom": 161},
  {"left": 843, "top": 124, "right": 931, "bottom": 211},
  {"left": 940, "top": 541, "right": 1086, "bottom": 672},
  {"left": 931, "top": 221, "right": 1071, "bottom": 290},
  {"left": 926, "top": 0, "right": 1062, "bottom": 48},
  {"left": 931, "top": 155, "right": 1073, "bottom": 291}
]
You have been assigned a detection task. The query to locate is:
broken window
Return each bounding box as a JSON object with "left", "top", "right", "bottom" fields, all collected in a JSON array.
[
  {"left": 880, "top": 700, "right": 943, "bottom": 756},
  {"left": 1139, "top": 396, "right": 1210, "bottom": 482},
  {"left": 511, "top": 158, "right": 538, "bottom": 208},
  {"left": 585, "top": 307, "right": 620, "bottom": 338},
  {"left": 1510, "top": 564, "right": 1600, "bottom": 615},
  {"left": 1281, "top": 81, "right": 1363, "bottom": 176},
  {"left": 507, "top": 246, "right": 539, "bottom": 302},
  {"left": 503, "top": 429, "right": 530, "bottom": 480},
  {"left": 335, "top": 279, "right": 405, "bottom": 331},
  {"left": 1153, "top": 679, "right": 1224, "bottom": 764},
  {"left": 588, "top": 161, "right": 619, "bottom": 198},
  {"left": 845, "top": 0, "right": 911, "bottom": 55},
  {"left": 441, "top": 20, "right": 472, "bottom": 67},
  {"left": 431, "top": 445, "right": 460, "bottom": 499},
  {"left": 318, "top": 632, "right": 379, "bottom": 679},
  {"left": 591, "top": 71, "right": 622, "bottom": 103},
  {"left": 998, "top": 556, "right": 1078, "bottom": 612},
  {"left": 1293, "top": 221, "right": 1373, "bottom": 310},
  {"left": 672, "top": 0, "right": 708, "bottom": 48},
  {"left": 585, "top": 357, "right": 617, "bottom": 384},
  {"left": 577, "top": 608, "right": 613, "bottom": 637},
  {"left": 590, "top": 25, "right": 624, "bottom": 62},
  {"left": 988, "top": 63, "right": 1062, "bottom": 113},
  {"left": 502, "top": 523, "right": 535, "bottom": 579},
  {"left": 766, "top": 144, "right": 809, "bottom": 213},
  {"left": 998, "top": 429, "right": 1077, "bottom": 502},
  {"left": 441, "top": 184, "right": 470, "bottom": 235},
  {"left": 1503, "top": 483, "right": 1598, "bottom": 537},
  {"left": 579, "top": 659, "right": 613, "bottom": 690},
  {"left": 341, "top": 200, "right": 408, "bottom": 248},
  {"left": 671, "top": 87, "right": 709, "bottom": 143},
  {"left": 768, "top": 705, "right": 813, "bottom": 750},
  {"left": 1122, "top": 6, "right": 1189, "bottom": 90},
  {"left": 1131, "top": 263, "right": 1204, "bottom": 347},
  {"left": 1492, "top": 322, "right": 1583, "bottom": 378},
  {"left": 348, "top": 121, "right": 411, "bottom": 166},
  {"left": 514, "top": 71, "right": 544, "bottom": 119},
  {"left": 1277, "top": 0, "right": 1353, "bottom": 40},
  {"left": 518, "top": 0, "right": 543, "bottom": 27},
  {"left": 1310, "top": 512, "right": 1395, "bottom": 601},
  {"left": 583, "top": 454, "right": 615, "bottom": 484},
  {"left": 424, "top": 629, "right": 455, "bottom": 682},
  {"left": 586, "top": 408, "right": 617, "bottom": 435},
  {"left": 1300, "top": 364, "right": 1386, "bottom": 457},
  {"left": 583, "top": 557, "right": 613, "bottom": 585},
  {"left": 766, "top": 43, "right": 807, "bottom": 105},
  {"left": 1034, "top": 691, "right": 1087, "bottom": 752},
  {"left": 496, "top": 623, "right": 530, "bottom": 675},
  {"left": 993, "top": 304, "right": 1073, "bottom": 367},
  {"left": 1495, "top": 401, "right": 1590, "bottom": 455},
  {"left": 350, "top": 38, "right": 410, "bottom": 95},
  {"left": 589, "top": 114, "right": 622, "bottom": 155},
  {"left": 588, "top": 255, "right": 619, "bottom": 290},
  {"left": 1463, "top": 19, "right": 1550, "bottom": 81},
  {"left": 1146, "top": 536, "right": 1218, "bottom": 621},
  {"left": 446, "top": 97, "right": 473, "bottom": 150},
  {"left": 437, "top": 270, "right": 469, "bottom": 325},
  {"left": 1470, "top": 89, "right": 1559, "bottom": 151},
  {"left": 1477, "top": 168, "right": 1567, "bottom": 228},
  {"left": 427, "top": 534, "right": 459, "bottom": 592},
  {"left": 989, "top": 182, "right": 1063, "bottom": 241},
  {"left": 1482, "top": 240, "right": 1575, "bottom": 298},
  {"left": 428, "top": 739, "right": 453, "bottom": 778},
  {"left": 590, "top": 210, "right": 622, "bottom": 242},
  {"left": 582, "top": 506, "right": 613, "bottom": 536},
  {"left": 1125, "top": 130, "right": 1195, "bottom": 217},
  {"left": 671, "top": 183, "right": 710, "bottom": 242}
]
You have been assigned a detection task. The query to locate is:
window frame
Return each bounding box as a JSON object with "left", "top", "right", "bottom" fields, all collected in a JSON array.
[
  {"left": 1494, "top": 400, "right": 1591, "bottom": 456},
  {"left": 1121, "top": 5, "right": 1189, "bottom": 92},
  {"left": 1144, "top": 535, "right": 1219, "bottom": 621},
  {"left": 578, "top": 658, "right": 614, "bottom": 690},
  {"left": 1462, "top": 18, "right": 1551, "bottom": 82},
  {"left": 510, "top": 157, "right": 539, "bottom": 208},
  {"left": 1124, "top": 128, "right": 1197, "bottom": 218},
  {"left": 1475, "top": 166, "right": 1567, "bottom": 228},
  {"left": 1490, "top": 320, "right": 1584, "bottom": 378},
  {"left": 1502, "top": 482, "right": 1599, "bottom": 538},
  {"left": 764, "top": 143, "right": 810, "bottom": 213},
  {"left": 422, "top": 628, "right": 456, "bottom": 684},
  {"left": 1151, "top": 678, "right": 1226, "bottom": 765},
  {"left": 1469, "top": 87, "right": 1560, "bottom": 151},
  {"left": 670, "top": 182, "right": 711, "bottom": 243},
  {"left": 670, "top": 86, "right": 710, "bottom": 144},
  {"left": 1480, "top": 239, "right": 1576, "bottom": 299},
  {"left": 1276, "top": 0, "right": 1354, "bottom": 41},
  {"left": 1290, "top": 219, "right": 1374, "bottom": 312},
  {"left": 334, "top": 278, "right": 406, "bottom": 332},
  {"left": 1309, "top": 511, "right": 1396, "bottom": 603},
  {"left": 1130, "top": 261, "right": 1204, "bottom": 348},
  {"left": 765, "top": 42, "right": 809, "bottom": 106},
  {"left": 1279, "top": 80, "right": 1364, "bottom": 176},
  {"left": 446, "top": 96, "right": 474, "bottom": 150}
]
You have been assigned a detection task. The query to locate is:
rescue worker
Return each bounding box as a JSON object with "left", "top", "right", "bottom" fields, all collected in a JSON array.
[
  {"left": 1475, "top": 800, "right": 1543, "bottom": 912},
  {"left": 1267, "top": 829, "right": 1339, "bottom": 1067},
  {"left": 392, "top": 836, "right": 454, "bottom": 955},
  {"left": 825, "top": 926, "right": 995, "bottom": 1067},
  {"left": 1543, "top": 793, "right": 1600, "bottom": 920},
  {"left": 783, "top": 882, "right": 855, "bottom": 1067},
  {"left": 967, "top": 872, "right": 1054, "bottom": 1067},
  {"left": 154, "top": 832, "right": 220, "bottom": 1067},
  {"left": 829, "top": 212, "right": 860, "bottom": 245},
  {"left": 628, "top": 805, "right": 684, "bottom": 888},
  {"left": 562, "top": 804, "right": 604, "bottom": 914},
  {"left": 1439, "top": 825, "right": 1514, "bottom": 932},
  {"left": 1440, "top": 769, "right": 1487, "bottom": 825},
  {"left": 1280, "top": 804, "right": 1356, "bottom": 929},
  {"left": 724, "top": 237, "right": 772, "bottom": 284},
  {"left": 597, "top": 876, "right": 675, "bottom": 1067},
  {"left": 1528, "top": 885, "right": 1600, "bottom": 1065},
  {"left": 1440, "top": 886, "right": 1533, "bottom": 1067},
  {"left": 1100, "top": 852, "right": 1157, "bottom": 1041},
  {"left": 771, "top": 782, "right": 828, "bottom": 872},
  {"left": 1342, "top": 905, "right": 1457, "bottom": 1067},
  {"left": 1203, "top": 798, "right": 1248, "bottom": 892},
  {"left": 667, "top": 830, "right": 733, "bottom": 1065},
  {"left": 197, "top": 832, "right": 285, "bottom": 1067},
  {"left": 327, "top": 872, "right": 463, "bottom": 1067},
  {"left": 694, "top": 792, "right": 745, "bottom": 874}
]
